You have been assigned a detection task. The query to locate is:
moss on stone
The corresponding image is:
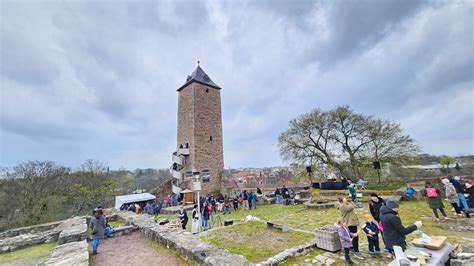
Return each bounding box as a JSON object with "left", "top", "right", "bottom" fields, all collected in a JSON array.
[{"left": 0, "top": 242, "right": 57, "bottom": 265}]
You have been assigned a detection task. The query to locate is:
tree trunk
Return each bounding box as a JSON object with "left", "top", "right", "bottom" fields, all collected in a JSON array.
[{"left": 350, "top": 159, "right": 360, "bottom": 180}]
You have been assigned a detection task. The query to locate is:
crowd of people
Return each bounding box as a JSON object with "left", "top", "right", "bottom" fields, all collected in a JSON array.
[
  {"left": 274, "top": 185, "right": 300, "bottom": 205},
  {"left": 119, "top": 201, "right": 162, "bottom": 215},
  {"left": 336, "top": 174, "right": 473, "bottom": 265},
  {"left": 107, "top": 174, "right": 473, "bottom": 264}
]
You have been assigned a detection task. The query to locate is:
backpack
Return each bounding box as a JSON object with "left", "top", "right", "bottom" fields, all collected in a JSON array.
[{"left": 426, "top": 187, "right": 438, "bottom": 198}]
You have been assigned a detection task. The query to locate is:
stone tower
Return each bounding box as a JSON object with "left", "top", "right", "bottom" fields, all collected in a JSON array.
[{"left": 170, "top": 64, "right": 224, "bottom": 196}]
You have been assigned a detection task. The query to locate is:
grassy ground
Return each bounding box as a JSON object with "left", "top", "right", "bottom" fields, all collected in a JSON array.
[
  {"left": 108, "top": 220, "right": 125, "bottom": 228},
  {"left": 0, "top": 242, "right": 57, "bottom": 265},
  {"left": 155, "top": 194, "right": 473, "bottom": 264},
  {"left": 201, "top": 221, "right": 314, "bottom": 262}
]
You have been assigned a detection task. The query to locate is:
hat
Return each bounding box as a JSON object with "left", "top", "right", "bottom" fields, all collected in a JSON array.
[
  {"left": 441, "top": 178, "right": 450, "bottom": 184},
  {"left": 386, "top": 200, "right": 399, "bottom": 209},
  {"left": 363, "top": 214, "right": 372, "bottom": 220}
]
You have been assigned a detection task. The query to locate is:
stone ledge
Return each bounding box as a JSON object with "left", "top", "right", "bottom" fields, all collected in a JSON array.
[
  {"left": 57, "top": 223, "right": 87, "bottom": 245},
  {"left": 42, "top": 240, "right": 89, "bottom": 266},
  {"left": 259, "top": 238, "right": 318, "bottom": 265},
  {"left": 0, "top": 230, "right": 60, "bottom": 254}
]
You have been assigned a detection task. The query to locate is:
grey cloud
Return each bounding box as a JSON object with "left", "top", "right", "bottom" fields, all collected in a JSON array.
[{"left": 0, "top": 0, "right": 472, "bottom": 169}]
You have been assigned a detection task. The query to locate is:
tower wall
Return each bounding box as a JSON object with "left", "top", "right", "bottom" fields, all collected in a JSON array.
[{"left": 177, "top": 82, "right": 224, "bottom": 195}]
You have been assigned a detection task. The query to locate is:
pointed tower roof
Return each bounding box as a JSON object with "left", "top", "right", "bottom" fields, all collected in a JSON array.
[{"left": 177, "top": 64, "right": 221, "bottom": 91}]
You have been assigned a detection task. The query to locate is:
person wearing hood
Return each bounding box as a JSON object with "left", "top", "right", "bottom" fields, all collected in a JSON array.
[
  {"left": 442, "top": 178, "right": 463, "bottom": 217},
  {"left": 335, "top": 218, "right": 357, "bottom": 266},
  {"left": 338, "top": 197, "right": 364, "bottom": 260},
  {"left": 380, "top": 200, "right": 422, "bottom": 257}
]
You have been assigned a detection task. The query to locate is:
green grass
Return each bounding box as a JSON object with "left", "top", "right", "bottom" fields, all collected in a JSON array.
[
  {"left": 365, "top": 181, "right": 406, "bottom": 191},
  {"left": 108, "top": 220, "right": 125, "bottom": 228},
  {"left": 202, "top": 221, "right": 314, "bottom": 262},
  {"left": 0, "top": 242, "right": 57, "bottom": 265}
]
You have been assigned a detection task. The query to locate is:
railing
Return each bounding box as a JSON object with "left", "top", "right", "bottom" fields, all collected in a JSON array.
[
  {"left": 172, "top": 154, "right": 183, "bottom": 165},
  {"left": 172, "top": 184, "right": 182, "bottom": 194},
  {"left": 172, "top": 169, "right": 181, "bottom": 179},
  {"left": 178, "top": 148, "right": 190, "bottom": 156}
]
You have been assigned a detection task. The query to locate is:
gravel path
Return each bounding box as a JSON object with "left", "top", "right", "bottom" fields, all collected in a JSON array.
[{"left": 91, "top": 232, "right": 188, "bottom": 266}]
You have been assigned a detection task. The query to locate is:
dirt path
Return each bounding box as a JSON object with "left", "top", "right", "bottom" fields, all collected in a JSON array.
[{"left": 91, "top": 232, "right": 188, "bottom": 266}]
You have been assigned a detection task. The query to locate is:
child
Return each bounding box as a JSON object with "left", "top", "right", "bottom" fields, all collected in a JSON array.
[
  {"left": 425, "top": 182, "right": 447, "bottom": 221},
  {"left": 348, "top": 184, "right": 357, "bottom": 203},
  {"left": 362, "top": 214, "right": 381, "bottom": 256},
  {"left": 335, "top": 218, "right": 356, "bottom": 266},
  {"left": 405, "top": 184, "right": 416, "bottom": 200}
]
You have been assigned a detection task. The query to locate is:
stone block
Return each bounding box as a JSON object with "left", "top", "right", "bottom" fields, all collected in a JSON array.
[
  {"left": 44, "top": 240, "right": 89, "bottom": 266},
  {"left": 57, "top": 223, "right": 87, "bottom": 245}
]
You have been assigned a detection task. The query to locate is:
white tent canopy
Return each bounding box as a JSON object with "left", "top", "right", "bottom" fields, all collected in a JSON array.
[{"left": 115, "top": 193, "right": 156, "bottom": 210}]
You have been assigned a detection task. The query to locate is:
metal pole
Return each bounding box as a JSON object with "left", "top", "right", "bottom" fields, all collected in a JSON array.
[{"left": 197, "top": 190, "right": 201, "bottom": 232}]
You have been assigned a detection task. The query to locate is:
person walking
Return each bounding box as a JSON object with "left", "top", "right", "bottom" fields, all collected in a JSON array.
[
  {"left": 201, "top": 203, "right": 210, "bottom": 230},
  {"left": 90, "top": 208, "right": 106, "bottom": 255},
  {"left": 448, "top": 175, "right": 470, "bottom": 214},
  {"left": 424, "top": 182, "right": 447, "bottom": 221},
  {"left": 442, "top": 178, "right": 463, "bottom": 217},
  {"left": 251, "top": 191, "right": 257, "bottom": 209},
  {"left": 348, "top": 184, "right": 357, "bottom": 203},
  {"left": 178, "top": 207, "right": 188, "bottom": 230},
  {"left": 233, "top": 192, "right": 239, "bottom": 211},
  {"left": 191, "top": 205, "right": 199, "bottom": 234},
  {"left": 248, "top": 191, "right": 253, "bottom": 210},
  {"left": 242, "top": 191, "right": 249, "bottom": 210},
  {"left": 338, "top": 197, "right": 364, "bottom": 260},
  {"left": 380, "top": 200, "right": 421, "bottom": 258},
  {"left": 335, "top": 218, "right": 356, "bottom": 266}
]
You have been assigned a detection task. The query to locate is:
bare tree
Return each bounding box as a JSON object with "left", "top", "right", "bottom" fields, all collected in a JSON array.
[
  {"left": 278, "top": 108, "right": 343, "bottom": 176},
  {"left": 366, "top": 119, "right": 420, "bottom": 162},
  {"left": 330, "top": 106, "right": 372, "bottom": 180},
  {"left": 279, "top": 105, "right": 419, "bottom": 181}
]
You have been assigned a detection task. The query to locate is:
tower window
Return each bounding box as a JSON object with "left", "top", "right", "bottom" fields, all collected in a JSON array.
[
  {"left": 205, "top": 88, "right": 209, "bottom": 93},
  {"left": 202, "top": 169, "right": 210, "bottom": 182},
  {"left": 209, "top": 136, "right": 213, "bottom": 141}
]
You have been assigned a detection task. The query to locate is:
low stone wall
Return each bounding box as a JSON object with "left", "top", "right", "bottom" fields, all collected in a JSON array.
[
  {"left": 452, "top": 244, "right": 474, "bottom": 266},
  {"left": 1, "top": 216, "right": 89, "bottom": 265},
  {"left": 0, "top": 221, "right": 62, "bottom": 239},
  {"left": 43, "top": 240, "right": 89, "bottom": 266},
  {"left": 114, "top": 210, "right": 252, "bottom": 265},
  {"left": 303, "top": 200, "right": 337, "bottom": 209},
  {"left": 0, "top": 230, "right": 60, "bottom": 253},
  {"left": 259, "top": 237, "right": 317, "bottom": 265}
]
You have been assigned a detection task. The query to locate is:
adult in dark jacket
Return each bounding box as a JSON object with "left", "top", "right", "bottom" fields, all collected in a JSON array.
[
  {"left": 275, "top": 188, "right": 281, "bottom": 205},
  {"left": 448, "top": 175, "right": 470, "bottom": 211},
  {"left": 369, "top": 193, "right": 386, "bottom": 222},
  {"left": 380, "top": 200, "right": 421, "bottom": 254},
  {"left": 178, "top": 207, "right": 188, "bottom": 230}
]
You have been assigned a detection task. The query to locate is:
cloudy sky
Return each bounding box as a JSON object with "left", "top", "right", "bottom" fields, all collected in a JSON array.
[{"left": 1, "top": 0, "right": 473, "bottom": 169}]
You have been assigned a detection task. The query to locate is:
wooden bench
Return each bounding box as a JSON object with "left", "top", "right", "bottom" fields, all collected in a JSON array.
[{"left": 266, "top": 222, "right": 289, "bottom": 232}]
